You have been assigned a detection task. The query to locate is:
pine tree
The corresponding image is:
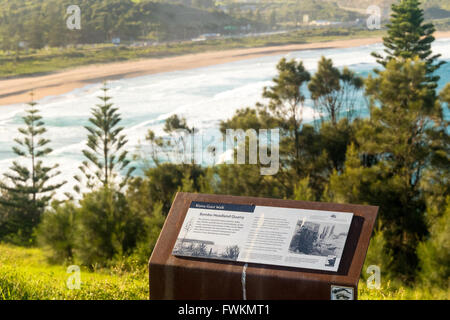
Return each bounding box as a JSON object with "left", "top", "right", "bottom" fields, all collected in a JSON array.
[
  {"left": 74, "top": 84, "right": 135, "bottom": 193},
  {"left": 372, "top": 0, "right": 444, "bottom": 91},
  {"left": 356, "top": 58, "right": 443, "bottom": 281},
  {"left": 0, "top": 95, "right": 65, "bottom": 242}
]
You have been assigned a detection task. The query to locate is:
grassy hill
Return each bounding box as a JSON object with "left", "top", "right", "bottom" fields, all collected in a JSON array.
[
  {"left": 0, "top": 244, "right": 447, "bottom": 299},
  {"left": 0, "top": 244, "right": 148, "bottom": 300}
]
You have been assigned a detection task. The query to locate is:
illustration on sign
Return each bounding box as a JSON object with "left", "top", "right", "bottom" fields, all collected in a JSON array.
[{"left": 330, "top": 285, "right": 354, "bottom": 300}]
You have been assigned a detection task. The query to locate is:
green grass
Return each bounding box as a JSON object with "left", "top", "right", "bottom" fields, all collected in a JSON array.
[
  {"left": 1, "top": 244, "right": 447, "bottom": 300},
  {"left": 358, "top": 281, "right": 449, "bottom": 300},
  {"left": 0, "top": 28, "right": 386, "bottom": 79},
  {"left": 0, "top": 244, "right": 148, "bottom": 300}
]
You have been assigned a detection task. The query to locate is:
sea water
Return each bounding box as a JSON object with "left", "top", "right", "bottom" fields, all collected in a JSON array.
[{"left": 0, "top": 39, "right": 449, "bottom": 196}]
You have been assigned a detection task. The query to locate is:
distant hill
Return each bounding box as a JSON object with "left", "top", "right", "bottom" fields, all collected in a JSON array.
[
  {"left": 330, "top": 0, "right": 449, "bottom": 9},
  {"left": 215, "top": 0, "right": 365, "bottom": 25},
  {"left": 1, "top": 0, "right": 447, "bottom": 52},
  {"left": 212, "top": 0, "right": 449, "bottom": 25},
  {"left": 325, "top": 0, "right": 450, "bottom": 19},
  {"left": 0, "top": 0, "right": 252, "bottom": 50}
]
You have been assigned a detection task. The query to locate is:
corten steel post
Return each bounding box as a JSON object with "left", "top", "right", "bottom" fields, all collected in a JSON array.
[{"left": 149, "top": 192, "right": 378, "bottom": 300}]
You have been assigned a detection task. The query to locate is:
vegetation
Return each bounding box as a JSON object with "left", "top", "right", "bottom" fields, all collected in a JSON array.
[
  {"left": 0, "top": 0, "right": 370, "bottom": 51},
  {"left": 218, "top": 0, "right": 364, "bottom": 27},
  {"left": 372, "top": 0, "right": 444, "bottom": 94},
  {"left": 0, "top": 96, "right": 65, "bottom": 245},
  {"left": 358, "top": 280, "right": 449, "bottom": 299},
  {"left": 331, "top": 0, "right": 450, "bottom": 12},
  {"left": 261, "top": 57, "right": 311, "bottom": 177},
  {"left": 0, "top": 27, "right": 386, "bottom": 79},
  {"left": 0, "top": 244, "right": 447, "bottom": 300},
  {"left": 0, "top": 0, "right": 448, "bottom": 79},
  {"left": 0, "top": 244, "right": 148, "bottom": 300},
  {"left": 74, "top": 84, "right": 135, "bottom": 193},
  {"left": 308, "top": 56, "right": 363, "bottom": 125},
  {"left": 0, "top": 0, "right": 251, "bottom": 48}
]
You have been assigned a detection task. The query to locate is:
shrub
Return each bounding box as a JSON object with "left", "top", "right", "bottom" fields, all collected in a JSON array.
[
  {"left": 36, "top": 201, "right": 78, "bottom": 264},
  {"left": 75, "top": 187, "right": 146, "bottom": 267},
  {"left": 131, "top": 202, "right": 165, "bottom": 266},
  {"left": 360, "top": 229, "right": 393, "bottom": 282},
  {"left": 417, "top": 197, "right": 450, "bottom": 289}
]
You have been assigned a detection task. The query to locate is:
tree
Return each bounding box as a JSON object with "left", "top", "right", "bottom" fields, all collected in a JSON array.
[
  {"left": 293, "top": 177, "right": 315, "bottom": 201},
  {"left": 219, "top": 59, "right": 344, "bottom": 199},
  {"left": 269, "top": 9, "right": 277, "bottom": 27},
  {"left": 355, "top": 58, "right": 443, "bottom": 281},
  {"left": 223, "top": 245, "right": 240, "bottom": 260},
  {"left": 308, "top": 56, "right": 363, "bottom": 125},
  {"left": 319, "top": 119, "right": 354, "bottom": 172},
  {"left": 420, "top": 84, "right": 450, "bottom": 219},
  {"left": 417, "top": 196, "right": 450, "bottom": 288},
  {"left": 416, "top": 84, "right": 450, "bottom": 288},
  {"left": 145, "top": 115, "right": 195, "bottom": 166},
  {"left": 325, "top": 143, "right": 381, "bottom": 205},
  {"left": 37, "top": 201, "right": 78, "bottom": 263},
  {"left": 164, "top": 114, "right": 194, "bottom": 135},
  {"left": 327, "top": 59, "right": 447, "bottom": 282},
  {"left": 75, "top": 84, "right": 135, "bottom": 192},
  {"left": 372, "top": 0, "right": 444, "bottom": 92},
  {"left": 75, "top": 187, "right": 145, "bottom": 266},
  {"left": 0, "top": 96, "right": 65, "bottom": 243},
  {"left": 140, "top": 115, "right": 204, "bottom": 207},
  {"left": 47, "top": 5, "right": 68, "bottom": 48},
  {"left": 126, "top": 163, "right": 206, "bottom": 215},
  {"left": 27, "top": 14, "right": 45, "bottom": 49},
  {"left": 440, "top": 83, "right": 450, "bottom": 104},
  {"left": 130, "top": 201, "right": 166, "bottom": 265},
  {"left": 262, "top": 58, "right": 311, "bottom": 176}
]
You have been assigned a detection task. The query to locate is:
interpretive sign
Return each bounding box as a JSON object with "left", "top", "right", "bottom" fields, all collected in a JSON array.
[
  {"left": 173, "top": 201, "right": 353, "bottom": 272},
  {"left": 149, "top": 192, "right": 379, "bottom": 300}
]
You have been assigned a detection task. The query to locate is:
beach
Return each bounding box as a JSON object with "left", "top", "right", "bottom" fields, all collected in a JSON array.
[
  {"left": 1, "top": 31, "right": 449, "bottom": 107},
  {"left": 0, "top": 35, "right": 449, "bottom": 198}
]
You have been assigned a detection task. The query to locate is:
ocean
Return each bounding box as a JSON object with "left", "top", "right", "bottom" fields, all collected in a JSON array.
[{"left": 1, "top": 38, "right": 449, "bottom": 196}]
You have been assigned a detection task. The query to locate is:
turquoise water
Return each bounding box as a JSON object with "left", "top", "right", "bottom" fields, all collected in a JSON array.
[{"left": 0, "top": 39, "right": 449, "bottom": 195}]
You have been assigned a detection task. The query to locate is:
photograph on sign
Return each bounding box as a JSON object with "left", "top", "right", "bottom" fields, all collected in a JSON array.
[{"left": 172, "top": 201, "right": 353, "bottom": 272}]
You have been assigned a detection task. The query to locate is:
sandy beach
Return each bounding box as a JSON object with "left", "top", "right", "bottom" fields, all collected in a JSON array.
[{"left": 1, "top": 31, "right": 450, "bottom": 106}]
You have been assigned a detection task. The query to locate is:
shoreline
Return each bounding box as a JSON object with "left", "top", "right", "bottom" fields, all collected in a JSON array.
[{"left": 1, "top": 31, "right": 450, "bottom": 107}]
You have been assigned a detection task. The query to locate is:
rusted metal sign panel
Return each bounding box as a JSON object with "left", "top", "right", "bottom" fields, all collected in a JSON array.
[{"left": 149, "top": 192, "right": 378, "bottom": 300}]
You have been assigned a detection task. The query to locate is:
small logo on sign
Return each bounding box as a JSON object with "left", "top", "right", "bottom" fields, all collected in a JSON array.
[{"left": 330, "top": 285, "right": 354, "bottom": 300}]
